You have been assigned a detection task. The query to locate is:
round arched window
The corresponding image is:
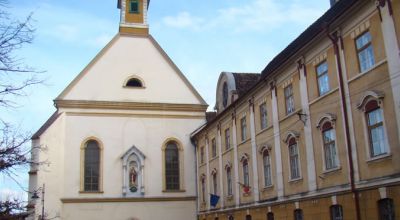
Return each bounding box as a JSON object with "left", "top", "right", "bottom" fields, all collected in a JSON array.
[{"left": 222, "top": 82, "right": 228, "bottom": 107}]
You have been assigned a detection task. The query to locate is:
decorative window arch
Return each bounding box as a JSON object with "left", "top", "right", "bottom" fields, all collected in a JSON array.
[
  {"left": 162, "top": 138, "right": 184, "bottom": 191},
  {"left": 357, "top": 91, "right": 389, "bottom": 158},
  {"left": 317, "top": 114, "right": 339, "bottom": 171},
  {"left": 121, "top": 145, "right": 146, "bottom": 196},
  {"left": 284, "top": 131, "right": 301, "bottom": 180},
  {"left": 124, "top": 75, "right": 145, "bottom": 88},
  {"left": 80, "top": 137, "right": 103, "bottom": 192},
  {"left": 378, "top": 198, "right": 395, "bottom": 220}
]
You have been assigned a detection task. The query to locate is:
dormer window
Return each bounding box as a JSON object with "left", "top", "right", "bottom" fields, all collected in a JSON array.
[
  {"left": 125, "top": 77, "right": 144, "bottom": 88},
  {"left": 129, "top": 0, "right": 140, "bottom": 14},
  {"left": 222, "top": 82, "right": 228, "bottom": 108}
]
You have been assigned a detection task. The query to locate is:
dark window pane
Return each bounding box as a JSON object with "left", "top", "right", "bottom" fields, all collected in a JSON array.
[
  {"left": 126, "top": 78, "right": 143, "bottom": 87},
  {"left": 129, "top": 0, "right": 139, "bottom": 13},
  {"left": 165, "top": 142, "right": 180, "bottom": 190},
  {"left": 330, "top": 205, "right": 343, "bottom": 220},
  {"left": 84, "top": 140, "right": 100, "bottom": 191},
  {"left": 267, "top": 212, "right": 274, "bottom": 220},
  {"left": 378, "top": 198, "right": 395, "bottom": 220}
]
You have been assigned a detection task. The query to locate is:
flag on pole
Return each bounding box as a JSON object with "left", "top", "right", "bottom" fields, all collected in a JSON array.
[
  {"left": 238, "top": 182, "right": 251, "bottom": 193},
  {"left": 210, "top": 194, "right": 220, "bottom": 207}
]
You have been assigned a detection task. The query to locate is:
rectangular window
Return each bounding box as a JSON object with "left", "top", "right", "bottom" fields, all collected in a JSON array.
[
  {"left": 201, "top": 178, "right": 205, "bottom": 202},
  {"left": 260, "top": 103, "right": 268, "bottom": 130},
  {"left": 330, "top": 205, "right": 344, "bottom": 220},
  {"left": 211, "top": 138, "right": 217, "bottom": 158},
  {"left": 200, "top": 147, "right": 204, "bottom": 164},
  {"left": 367, "top": 108, "right": 386, "bottom": 157},
  {"left": 289, "top": 143, "right": 300, "bottom": 179},
  {"left": 284, "top": 84, "right": 295, "bottom": 115},
  {"left": 316, "top": 61, "right": 330, "bottom": 96},
  {"left": 378, "top": 198, "right": 395, "bottom": 220},
  {"left": 263, "top": 152, "right": 272, "bottom": 186},
  {"left": 243, "top": 161, "right": 249, "bottom": 187},
  {"left": 227, "top": 168, "right": 233, "bottom": 196},
  {"left": 241, "top": 117, "right": 247, "bottom": 141},
  {"left": 225, "top": 128, "right": 230, "bottom": 150},
  {"left": 356, "top": 31, "right": 375, "bottom": 72},
  {"left": 212, "top": 174, "right": 218, "bottom": 194},
  {"left": 129, "top": 0, "right": 140, "bottom": 13},
  {"left": 323, "top": 129, "right": 338, "bottom": 170}
]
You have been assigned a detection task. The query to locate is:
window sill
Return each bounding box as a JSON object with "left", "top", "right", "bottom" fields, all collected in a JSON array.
[
  {"left": 209, "top": 156, "right": 219, "bottom": 163},
  {"left": 256, "top": 125, "right": 273, "bottom": 136},
  {"left": 279, "top": 109, "right": 302, "bottom": 123},
  {"left": 261, "top": 185, "right": 274, "bottom": 191},
  {"left": 123, "top": 86, "right": 146, "bottom": 89},
  {"left": 162, "top": 189, "right": 186, "bottom": 193},
  {"left": 226, "top": 195, "right": 234, "bottom": 200},
  {"left": 348, "top": 59, "right": 387, "bottom": 83},
  {"left": 288, "top": 177, "right": 303, "bottom": 183},
  {"left": 79, "top": 191, "right": 104, "bottom": 194},
  {"left": 238, "top": 138, "right": 250, "bottom": 146},
  {"left": 322, "top": 166, "right": 342, "bottom": 175},
  {"left": 222, "top": 147, "right": 233, "bottom": 156},
  {"left": 309, "top": 87, "right": 339, "bottom": 106},
  {"left": 366, "top": 153, "right": 391, "bottom": 163},
  {"left": 242, "top": 191, "right": 252, "bottom": 197}
]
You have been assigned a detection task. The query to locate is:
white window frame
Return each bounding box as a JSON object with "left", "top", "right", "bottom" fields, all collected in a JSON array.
[
  {"left": 357, "top": 91, "right": 390, "bottom": 161},
  {"left": 316, "top": 114, "right": 341, "bottom": 172},
  {"left": 284, "top": 132, "right": 302, "bottom": 181}
]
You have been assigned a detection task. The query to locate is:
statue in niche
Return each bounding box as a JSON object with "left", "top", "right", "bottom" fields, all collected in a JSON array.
[{"left": 129, "top": 161, "right": 138, "bottom": 192}]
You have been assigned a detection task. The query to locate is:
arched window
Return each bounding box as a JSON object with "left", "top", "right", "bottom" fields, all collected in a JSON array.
[
  {"left": 125, "top": 78, "right": 143, "bottom": 88},
  {"left": 322, "top": 121, "right": 338, "bottom": 170},
  {"left": 357, "top": 92, "right": 388, "bottom": 158},
  {"left": 165, "top": 141, "right": 180, "bottom": 190},
  {"left": 246, "top": 215, "right": 252, "bottom": 220},
  {"left": 267, "top": 212, "right": 274, "bottom": 220},
  {"left": 223, "top": 82, "right": 228, "bottom": 107},
  {"left": 263, "top": 150, "right": 272, "bottom": 187},
  {"left": 330, "top": 205, "right": 343, "bottom": 220},
  {"left": 201, "top": 176, "right": 206, "bottom": 203},
  {"left": 226, "top": 166, "right": 233, "bottom": 196},
  {"left": 294, "top": 209, "right": 303, "bottom": 220},
  {"left": 378, "top": 198, "right": 395, "bottom": 220},
  {"left": 212, "top": 171, "right": 218, "bottom": 195},
  {"left": 83, "top": 140, "right": 101, "bottom": 192},
  {"left": 242, "top": 159, "right": 250, "bottom": 187},
  {"left": 365, "top": 100, "right": 387, "bottom": 157},
  {"left": 288, "top": 137, "right": 300, "bottom": 180}
]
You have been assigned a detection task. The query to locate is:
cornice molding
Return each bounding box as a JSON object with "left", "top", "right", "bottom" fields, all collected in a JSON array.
[
  {"left": 54, "top": 100, "right": 208, "bottom": 112},
  {"left": 61, "top": 196, "right": 196, "bottom": 203}
]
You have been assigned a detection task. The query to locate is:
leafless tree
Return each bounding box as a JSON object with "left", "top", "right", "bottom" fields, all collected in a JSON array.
[{"left": 0, "top": 0, "right": 44, "bottom": 217}]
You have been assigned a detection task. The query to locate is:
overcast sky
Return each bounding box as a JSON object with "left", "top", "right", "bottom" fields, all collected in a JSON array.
[{"left": 1, "top": 0, "right": 329, "bottom": 199}]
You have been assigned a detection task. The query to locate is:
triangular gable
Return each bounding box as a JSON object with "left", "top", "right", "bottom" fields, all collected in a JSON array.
[{"left": 56, "top": 33, "right": 207, "bottom": 106}]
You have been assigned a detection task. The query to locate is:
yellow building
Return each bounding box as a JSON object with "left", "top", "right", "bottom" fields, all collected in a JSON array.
[{"left": 191, "top": 0, "right": 400, "bottom": 219}]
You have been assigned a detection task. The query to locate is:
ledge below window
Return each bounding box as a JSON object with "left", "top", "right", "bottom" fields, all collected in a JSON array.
[
  {"left": 366, "top": 153, "right": 392, "bottom": 163},
  {"left": 79, "top": 191, "right": 104, "bottom": 194},
  {"left": 288, "top": 177, "right": 303, "bottom": 184},
  {"left": 162, "top": 189, "right": 186, "bottom": 193}
]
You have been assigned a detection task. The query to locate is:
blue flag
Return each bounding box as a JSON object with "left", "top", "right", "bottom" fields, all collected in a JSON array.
[{"left": 210, "top": 194, "right": 220, "bottom": 207}]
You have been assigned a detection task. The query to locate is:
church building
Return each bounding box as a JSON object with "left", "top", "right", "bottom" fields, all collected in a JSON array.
[{"left": 28, "top": 0, "right": 207, "bottom": 219}]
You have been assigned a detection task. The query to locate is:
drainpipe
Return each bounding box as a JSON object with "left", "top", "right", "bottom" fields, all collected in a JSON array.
[{"left": 327, "top": 31, "right": 361, "bottom": 220}]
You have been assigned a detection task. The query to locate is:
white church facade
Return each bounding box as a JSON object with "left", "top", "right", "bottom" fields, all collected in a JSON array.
[{"left": 28, "top": 0, "right": 207, "bottom": 219}]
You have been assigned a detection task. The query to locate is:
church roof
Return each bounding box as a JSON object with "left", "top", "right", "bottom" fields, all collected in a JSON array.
[
  {"left": 31, "top": 112, "right": 61, "bottom": 140},
  {"left": 232, "top": 73, "right": 261, "bottom": 98}
]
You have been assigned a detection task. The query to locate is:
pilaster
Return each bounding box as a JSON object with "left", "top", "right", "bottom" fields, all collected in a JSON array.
[
  {"left": 271, "top": 85, "right": 284, "bottom": 198},
  {"left": 249, "top": 99, "right": 260, "bottom": 202},
  {"left": 217, "top": 125, "right": 225, "bottom": 208},
  {"left": 297, "top": 59, "right": 317, "bottom": 192},
  {"left": 231, "top": 113, "right": 241, "bottom": 206}
]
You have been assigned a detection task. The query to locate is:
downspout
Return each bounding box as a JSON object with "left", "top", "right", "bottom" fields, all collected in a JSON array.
[
  {"left": 193, "top": 139, "right": 200, "bottom": 220},
  {"left": 327, "top": 31, "right": 361, "bottom": 220}
]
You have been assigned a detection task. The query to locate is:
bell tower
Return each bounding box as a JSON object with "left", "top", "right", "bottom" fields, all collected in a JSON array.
[{"left": 117, "top": 0, "right": 150, "bottom": 35}]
